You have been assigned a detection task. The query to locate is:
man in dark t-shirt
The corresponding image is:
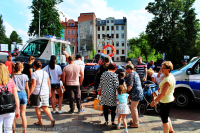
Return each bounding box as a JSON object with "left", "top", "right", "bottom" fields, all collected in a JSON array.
[{"left": 134, "top": 56, "right": 147, "bottom": 82}]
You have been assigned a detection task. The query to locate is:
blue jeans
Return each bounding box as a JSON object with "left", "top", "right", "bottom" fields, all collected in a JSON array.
[{"left": 18, "top": 90, "right": 27, "bottom": 105}]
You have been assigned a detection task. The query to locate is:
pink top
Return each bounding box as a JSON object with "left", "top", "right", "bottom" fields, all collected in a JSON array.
[
  {"left": 0, "top": 79, "right": 16, "bottom": 93},
  {"left": 63, "top": 64, "right": 81, "bottom": 86}
]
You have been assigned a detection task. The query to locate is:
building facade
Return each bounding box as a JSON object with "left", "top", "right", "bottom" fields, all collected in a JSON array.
[
  {"left": 96, "top": 17, "right": 127, "bottom": 61},
  {"left": 61, "top": 18, "right": 78, "bottom": 53},
  {"left": 78, "top": 13, "right": 97, "bottom": 53}
]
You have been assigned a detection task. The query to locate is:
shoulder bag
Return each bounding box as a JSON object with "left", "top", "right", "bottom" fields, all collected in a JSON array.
[{"left": 30, "top": 71, "right": 44, "bottom": 106}]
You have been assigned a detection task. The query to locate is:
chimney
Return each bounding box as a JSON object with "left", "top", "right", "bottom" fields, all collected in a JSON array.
[{"left": 65, "top": 18, "right": 67, "bottom": 22}]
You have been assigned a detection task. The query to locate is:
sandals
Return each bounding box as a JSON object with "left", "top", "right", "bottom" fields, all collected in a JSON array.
[
  {"left": 34, "top": 121, "right": 43, "bottom": 126},
  {"left": 51, "top": 120, "right": 55, "bottom": 127},
  {"left": 121, "top": 129, "right": 128, "bottom": 133},
  {"left": 117, "top": 124, "right": 121, "bottom": 129},
  {"left": 169, "top": 131, "right": 175, "bottom": 133}
]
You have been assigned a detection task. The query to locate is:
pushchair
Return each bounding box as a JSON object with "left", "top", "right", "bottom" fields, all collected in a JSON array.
[{"left": 137, "top": 80, "right": 160, "bottom": 115}]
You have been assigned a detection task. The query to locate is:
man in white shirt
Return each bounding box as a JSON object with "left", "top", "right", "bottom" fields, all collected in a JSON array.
[{"left": 74, "top": 55, "right": 85, "bottom": 76}]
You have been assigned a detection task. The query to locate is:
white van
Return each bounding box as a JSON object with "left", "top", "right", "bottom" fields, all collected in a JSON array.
[{"left": 172, "top": 56, "right": 200, "bottom": 108}]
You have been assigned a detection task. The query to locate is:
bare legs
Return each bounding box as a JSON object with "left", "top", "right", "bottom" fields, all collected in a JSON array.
[
  {"left": 163, "top": 117, "right": 174, "bottom": 133},
  {"left": 117, "top": 114, "right": 128, "bottom": 133},
  {"left": 35, "top": 106, "right": 54, "bottom": 125}
]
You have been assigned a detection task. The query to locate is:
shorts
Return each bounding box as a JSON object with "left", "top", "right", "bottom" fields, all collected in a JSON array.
[
  {"left": 34, "top": 95, "right": 49, "bottom": 108},
  {"left": 18, "top": 90, "right": 27, "bottom": 105},
  {"left": 160, "top": 101, "right": 174, "bottom": 123}
]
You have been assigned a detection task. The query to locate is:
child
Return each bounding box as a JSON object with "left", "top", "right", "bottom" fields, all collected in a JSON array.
[
  {"left": 117, "top": 85, "right": 131, "bottom": 133},
  {"left": 119, "top": 72, "right": 126, "bottom": 87},
  {"left": 11, "top": 62, "right": 29, "bottom": 133}
]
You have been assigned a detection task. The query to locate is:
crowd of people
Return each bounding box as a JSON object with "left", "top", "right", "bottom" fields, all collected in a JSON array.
[{"left": 0, "top": 54, "right": 176, "bottom": 133}]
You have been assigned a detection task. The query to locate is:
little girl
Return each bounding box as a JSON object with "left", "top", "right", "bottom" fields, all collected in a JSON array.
[
  {"left": 119, "top": 72, "right": 126, "bottom": 86},
  {"left": 11, "top": 62, "right": 29, "bottom": 133},
  {"left": 117, "top": 85, "right": 131, "bottom": 133}
]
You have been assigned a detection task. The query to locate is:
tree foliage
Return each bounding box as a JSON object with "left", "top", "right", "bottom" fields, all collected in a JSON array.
[
  {"left": 146, "top": 0, "right": 199, "bottom": 69},
  {"left": 128, "top": 32, "right": 162, "bottom": 62},
  {"left": 28, "top": 0, "right": 65, "bottom": 37},
  {"left": 0, "top": 14, "right": 8, "bottom": 44},
  {"left": 10, "top": 31, "right": 23, "bottom": 44}
]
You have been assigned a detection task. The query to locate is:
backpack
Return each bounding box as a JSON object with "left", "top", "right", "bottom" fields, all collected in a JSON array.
[{"left": 0, "top": 83, "right": 16, "bottom": 115}]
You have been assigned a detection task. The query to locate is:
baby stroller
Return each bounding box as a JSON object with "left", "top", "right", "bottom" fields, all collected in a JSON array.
[{"left": 138, "top": 80, "right": 160, "bottom": 115}]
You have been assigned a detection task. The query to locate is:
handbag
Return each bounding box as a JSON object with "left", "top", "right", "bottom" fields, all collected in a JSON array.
[
  {"left": 30, "top": 71, "right": 44, "bottom": 106},
  {"left": 0, "top": 83, "right": 16, "bottom": 115},
  {"left": 94, "top": 95, "right": 104, "bottom": 111}
]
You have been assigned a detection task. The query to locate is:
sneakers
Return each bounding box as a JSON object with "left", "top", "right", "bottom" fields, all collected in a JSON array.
[
  {"left": 78, "top": 109, "right": 85, "bottom": 113},
  {"left": 52, "top": 110, "right": 58, "bottom": 114},
  {"left": 58, "top": 109, "right": 66, "bottom": 114}
]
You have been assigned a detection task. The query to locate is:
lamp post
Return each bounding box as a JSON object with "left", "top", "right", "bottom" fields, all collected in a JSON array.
[{"left": 32, "top": 6, "right": 41, "bottom": 37}]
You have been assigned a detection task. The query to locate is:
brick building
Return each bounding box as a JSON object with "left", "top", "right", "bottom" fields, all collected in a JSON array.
[{"left": 61, "top": 18, "right": 78, "bottom": 53}]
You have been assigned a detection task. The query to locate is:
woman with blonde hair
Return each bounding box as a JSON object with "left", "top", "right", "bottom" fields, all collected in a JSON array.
[
  {"left": 11, "top": 62, "right": 29, "bottom": 133},
  {"left": 147, "top": 68, "right": 158, "bottom": 84},
  {"left": 0, "top": 63, "right": 20, "bottom": 133},
  {"left": 150, "top": 61, "right": 175, "bottom": 133}
]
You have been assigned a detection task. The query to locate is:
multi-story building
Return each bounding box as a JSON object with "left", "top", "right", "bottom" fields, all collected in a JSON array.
[
  {"left": 78, "top": 13, "right": 97, "bottom": 52},
  {"left": 61, "top": 18, "right": 78, "bottom": 53},
  {"left": 96, "top": 17, "right": 127, "bottom": 61}
]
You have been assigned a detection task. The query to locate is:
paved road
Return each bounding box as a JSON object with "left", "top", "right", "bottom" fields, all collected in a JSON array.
[{"left": 15, "top": 92, "right": 200, "bottom": 133}]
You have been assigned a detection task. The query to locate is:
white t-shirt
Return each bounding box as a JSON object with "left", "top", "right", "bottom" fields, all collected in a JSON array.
[
  {"left": 43, "top": 65, "right": 62, "bottom": 84},
  {"left": 151, "top": 72, "right": 158, "bottom": 84},
  {"left": 74, "top": 60, "right": 85, "bottom": 75},
  {"left": 157, "top": 73, "right": 165, "bottom": 85},
  {"left": 32, "top": 70, "right": 49, "bottom": 95}
]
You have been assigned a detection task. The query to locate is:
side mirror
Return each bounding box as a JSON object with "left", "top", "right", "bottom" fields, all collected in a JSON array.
[{"left": 186, "top": 68, "right": 192, "bottom": 75}]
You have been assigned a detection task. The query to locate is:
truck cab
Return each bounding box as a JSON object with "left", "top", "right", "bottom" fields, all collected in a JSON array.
[{"left": 172, "top": 56, "right": 200, "bottom": 108}]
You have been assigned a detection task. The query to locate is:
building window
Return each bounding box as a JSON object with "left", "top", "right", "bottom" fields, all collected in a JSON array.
[
  {"left": 98, "top": 50, "right": 100, "bottom": 53},
  {"left": 116, "top": 34, "right": 119, "bottom": 38},
  {"left": 98, "top": 21, "right": 100, "bottom": 24},
  {"left": 69, "top": 23, "right": 71, "bottom": 26},
  {"left": 107, "top": 50, "right": 109, "bottom": 54},
  {"left": 111, "top": 20, "right": 114, "bottom": 23},
  {"left": 72, "top": 30, "right": 74, "bottom": 35},
  {"left": 98, "top": 34, "right": 100, "bottom": 39},
  {"left": 102, "top": 26, "right": 104, "bottom": 31},
  {"left": 107, "top": 34, "right": 109, "bottom": 38},
  {"left": 117, "top": 57, "right": 119, "bottom": 60},
  {"left": 68, "top": 38, "right": 70, "bottom": 42},
  {"left": 116, "top": 50, "right": 119, "bottom": 55},
  {"left": 111, "top": 34, "right": 114, "bottom": 38},
  {"left": 116, "top": 42, "right": 119, "bottom": 47},
  {"left": 107, "top": 20, "right": 109, "bottom": 23},
  {"left": 102, "top": 34, "right": 105, "bottom": 38},
  {"left": 122, "top": 33, "right": 124, "bottom": 38},
  {"left": 72, "top": 38, "right": 75, "bottom": 43},
  {"left": 122, "top": 26, "right": 124, "bottom": 30},
  {"left": 111, "top": 50, "right": 113, "bottom": 53},
  {"left": 116, "top": 26, "right": 119, "bottom": 30},
  {"left": 72, "top": 23, "right": 74, "bottom": 26},
  {"left": 98, "top": 26, "right": 100, "bottom": 31},
  {"left": 68, "top": 30, "right": 70, "bottom": 35},
  {"left": 122, "top": 42, "right": 124, "bottom": 46},
  {"left": 107, "top": 26, "right": 109, "bottom": 30},
  {"left": 112, "top": 42, "right": 114, "bottom": 46},
  {"left": 111, "top": 26, "right": 114, "bottom": 30},
  {"left": 122, "top": 50, "right": 124, "bottom": 54}
]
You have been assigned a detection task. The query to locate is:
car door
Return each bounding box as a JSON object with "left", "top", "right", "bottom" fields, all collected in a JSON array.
[{"left": 189, "top": 59, "right": 200, "bottom": 98}]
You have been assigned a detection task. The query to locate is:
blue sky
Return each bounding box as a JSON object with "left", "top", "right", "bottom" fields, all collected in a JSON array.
[{"left": 0, "top": 0, "right": 200, "bottom": 45}]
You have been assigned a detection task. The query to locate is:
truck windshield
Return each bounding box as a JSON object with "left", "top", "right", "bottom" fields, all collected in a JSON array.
[
  {"left": 179, "top": 57, "right": 199, "bottom": 71},
  {"left": 22, "top": 39, "right": 48, "bottom": 57}
]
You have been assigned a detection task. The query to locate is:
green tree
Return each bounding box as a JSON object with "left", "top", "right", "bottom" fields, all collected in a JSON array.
[
  {"left": 0, "top": 14, "right": 7, "bottom": 44},
  {"left": 10, "top": 31, "right": 23, "bottom": 44},
  {"left": 128, "top": 32, "right": 162, "bottom": 62},
  {"left": 28, "top": 0, "right": 65, "bottom": 37},
  {"left": 145, "top": 0, "right": 199, "bottom": 69}
]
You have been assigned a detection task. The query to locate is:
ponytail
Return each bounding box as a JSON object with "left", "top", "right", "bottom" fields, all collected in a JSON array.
[
  {"left": 11, "top": 61, "right": 23, "bottom": 78},
  {"left": 49, "top": 55, "right": 56, "bottom": 70}
]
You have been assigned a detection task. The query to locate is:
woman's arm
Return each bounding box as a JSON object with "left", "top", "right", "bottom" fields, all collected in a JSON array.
[
  {"left": 25, "top": 81, "right": 29, "bottom": 99},
  {"left": 29, "top": 68, "right": 33, "bottom": 78},
  {"left": 151, "top": 77, "right": 156, "bottom": 84},
  {"left": 12, "top": 86, "right": 20, "bottom": 119},
  {"left": 47, "top": 77, "right": 51, "bottom": 98},
  {"left": 150, "top": 82, "right": 170, "bottom": 107},
  {"left": 29, "top": 79, "right": 36, "bottom": 97}
]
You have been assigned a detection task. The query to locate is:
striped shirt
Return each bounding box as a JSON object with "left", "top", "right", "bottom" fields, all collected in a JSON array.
[{"left": 135, "top": 62, "right": 147, "bottom": 78}]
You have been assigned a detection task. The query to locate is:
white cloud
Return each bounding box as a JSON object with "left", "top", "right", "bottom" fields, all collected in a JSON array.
[{"left": 4, "top": 22, "right": 14, "bottom": 37}]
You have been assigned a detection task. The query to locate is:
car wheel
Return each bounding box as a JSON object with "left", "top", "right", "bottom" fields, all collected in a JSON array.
[{"left": 175, "top": 91, "right": 191, "bottom": 108}]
